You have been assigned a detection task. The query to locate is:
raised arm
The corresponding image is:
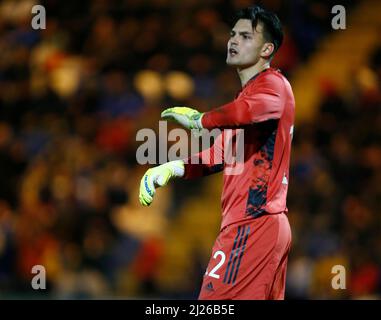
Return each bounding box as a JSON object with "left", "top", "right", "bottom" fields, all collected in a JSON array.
[{"left": 161, "top": 73, "right": 286, "bottom": 130}]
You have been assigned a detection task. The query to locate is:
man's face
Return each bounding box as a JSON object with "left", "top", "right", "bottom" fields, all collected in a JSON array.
[{"left": 226, "top": 19, "right": 267, "bottom": 68}]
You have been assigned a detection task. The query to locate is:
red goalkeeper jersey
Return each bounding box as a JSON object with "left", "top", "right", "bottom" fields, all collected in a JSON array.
[{"left": 183, "top": 68, "right": 295, "bottom": 229}]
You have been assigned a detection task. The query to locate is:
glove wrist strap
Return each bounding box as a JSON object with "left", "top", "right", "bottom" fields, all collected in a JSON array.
[{"left": 166, "top": 160, "right": 185, "bottom": 178}]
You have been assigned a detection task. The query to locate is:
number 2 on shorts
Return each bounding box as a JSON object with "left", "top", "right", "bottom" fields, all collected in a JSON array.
[{"left": 205, "top": 250, "right": 226, "bottom": 279}]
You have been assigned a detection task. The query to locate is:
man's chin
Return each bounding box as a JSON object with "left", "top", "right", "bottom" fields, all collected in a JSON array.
[
  {"left": 226, "top": 60, "right": 249, "bottom": 69},
  {"left": 226, "top": 58, "right": 238, "bottom": 66}
]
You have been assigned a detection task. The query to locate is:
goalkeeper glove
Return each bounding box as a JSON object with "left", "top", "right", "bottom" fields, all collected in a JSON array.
[
  {"left": 139, "top": 160, "right": 185, "bottom": 206},
  {"left": 161, "top": 107, "right": 204, "bottom": 130}
]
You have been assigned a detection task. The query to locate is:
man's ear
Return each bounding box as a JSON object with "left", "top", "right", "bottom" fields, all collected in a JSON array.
[{"left": 261, "top": 42, "right": 275, "bottom": 59}]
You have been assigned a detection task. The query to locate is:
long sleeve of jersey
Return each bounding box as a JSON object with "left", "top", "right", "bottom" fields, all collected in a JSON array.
[
  {"left": 183, "top": 132, "right": 224, "bottom": 179},
  {"left": 201, "top": 73, "right": 285, "bottom": 129}
]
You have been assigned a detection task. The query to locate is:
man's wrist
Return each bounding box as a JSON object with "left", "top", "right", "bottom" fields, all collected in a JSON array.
[
  {"left": 167, "top": 160, "right": 185, "bottom": 178},
  {"left": 196, "top": 113, "right": 204, "bottom": 129},
  {"left": 191, "top": 112, "right": 204, "bottom": 129}
]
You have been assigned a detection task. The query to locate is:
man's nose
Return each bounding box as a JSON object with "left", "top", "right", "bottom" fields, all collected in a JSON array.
[
  {"left": 230, "top": 35, "right": 239, "bottom": 46},
  {"left": 229, "top": 38, "right": 238, "bottom": 47}
]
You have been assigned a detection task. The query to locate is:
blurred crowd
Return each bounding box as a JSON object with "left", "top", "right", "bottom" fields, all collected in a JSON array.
[
  {"left": 1, "top": 0, "right": 380, "bottom": 300},
  {"left": 287, "top": 35, "right": 381, "bottom": 298}
]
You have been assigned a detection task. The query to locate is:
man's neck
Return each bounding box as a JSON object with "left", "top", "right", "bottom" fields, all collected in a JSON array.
[{"left": 237, "top": 61, "right": 270, "bottom": 87}]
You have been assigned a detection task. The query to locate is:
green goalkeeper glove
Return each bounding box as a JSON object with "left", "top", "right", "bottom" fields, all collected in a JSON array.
[
  {"left": 161, "top": 107, "right": 204, "bottom": 130},
  {"left": 139, "top": 160, "right": 185, "bottom": 206}
]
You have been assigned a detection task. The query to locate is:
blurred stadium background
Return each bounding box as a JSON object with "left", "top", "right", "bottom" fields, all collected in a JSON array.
[{"left": 0, "top": 0, "right": 381, "bottom": 299}]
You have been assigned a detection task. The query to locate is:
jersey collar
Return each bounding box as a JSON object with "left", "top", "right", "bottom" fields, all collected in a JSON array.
[{"left": 235, "top": 67, "right": 280, "bottom": 98}]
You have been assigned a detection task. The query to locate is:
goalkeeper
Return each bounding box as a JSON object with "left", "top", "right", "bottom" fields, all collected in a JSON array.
[{"left": 139, "top": 5, "right": 295, "bottom": 300}]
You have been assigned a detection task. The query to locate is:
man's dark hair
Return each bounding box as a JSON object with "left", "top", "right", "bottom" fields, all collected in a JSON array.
[{"left": 235, "top": 6, "right": 283, "bottom": 59}]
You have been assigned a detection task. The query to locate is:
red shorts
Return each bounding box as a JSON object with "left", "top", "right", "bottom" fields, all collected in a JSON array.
[{"left": 198, "top": 213, "right": 291, "bottom": 300}]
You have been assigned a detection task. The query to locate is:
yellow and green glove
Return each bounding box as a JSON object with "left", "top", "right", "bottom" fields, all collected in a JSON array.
[
  {"left": 161, "top": 107, "right": 204, "bottom": 130},
  {"left": 139, "top": 160, "right": 185, "bottom": 206}
]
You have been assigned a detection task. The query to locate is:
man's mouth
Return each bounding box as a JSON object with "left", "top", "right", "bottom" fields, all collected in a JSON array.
[{"left": 229, "top": 48, "right": 238, "bottom": 56}]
